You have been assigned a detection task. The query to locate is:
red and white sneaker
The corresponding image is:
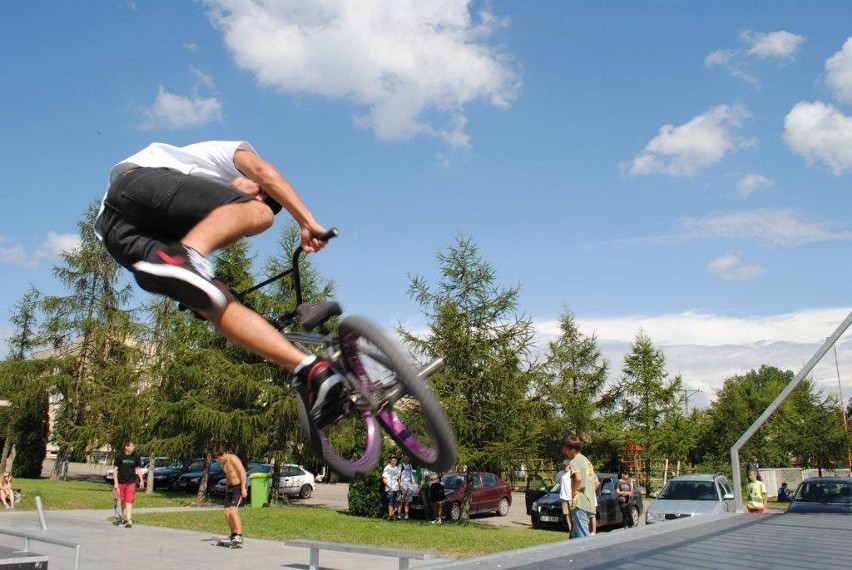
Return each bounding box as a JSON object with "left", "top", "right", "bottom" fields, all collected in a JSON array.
[
  {"left": 297, "top": 359, "right": 347, "bottom": 429},
  {"left": 132, "top": 244, "right": 227, "bottom": 311}
]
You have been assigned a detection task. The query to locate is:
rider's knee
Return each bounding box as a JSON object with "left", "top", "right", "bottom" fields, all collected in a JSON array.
[{"left": 244, "top": 200, "right": 274, "bottom": 235}]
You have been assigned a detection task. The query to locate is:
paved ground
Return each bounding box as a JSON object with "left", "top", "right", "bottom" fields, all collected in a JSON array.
[
  {"left": 0, "top": 506, "right": 446, "bottom": 570},
  {"left": 440, "top": 512, "right": 852, "bottom": 569},
  {"left": 3, "top": 463, "right": 825, "bottom": 569}
]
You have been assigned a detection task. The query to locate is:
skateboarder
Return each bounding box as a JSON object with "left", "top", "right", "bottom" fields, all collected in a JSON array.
[{"left": 211, "top": 445, "right": 247, "bottom": 545}]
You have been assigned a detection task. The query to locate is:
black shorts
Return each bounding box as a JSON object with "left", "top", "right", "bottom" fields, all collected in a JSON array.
[
  {"left": 96, "top": 167, "right": 252, "bottom": 269},
  {"left": 224, "top": 484, "right": 243, "bottom": 508}
]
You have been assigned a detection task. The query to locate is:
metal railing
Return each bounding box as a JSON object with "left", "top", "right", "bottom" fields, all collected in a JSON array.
[{"left": 0, "top": 528, "right": 81, "bottom": 570}]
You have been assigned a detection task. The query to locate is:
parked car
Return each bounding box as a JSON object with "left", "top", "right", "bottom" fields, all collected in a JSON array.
[
  {"left": 410, "top": 472, "right": 512, "bottom": 521},
  {"left": 210, "top": 463, "right": 316, "bottom": 500},
  {"left": 276, "top": 464, "right": 316, "bottom": 499},
  {"left": 525, "top": 472, "right": 644, "bottom": 530},
  {"left": 785, "top": 477, "right": 852, "bottom": 514},
  {"left": 645, "top": 473, "right": 735, "bottom": 524},
  {"left": 152, "top": 459, "right": 195, "bottom": 490},
  {"left": 175, "top": 460, "right": 225, "bottom": 493},
  {"left": 104, "top": 457, "right": 170, "bottom": 484}
]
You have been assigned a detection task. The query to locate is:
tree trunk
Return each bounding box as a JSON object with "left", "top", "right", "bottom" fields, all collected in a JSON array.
[{"left": 0, "top": 435, "right": 12, "bottom": 473}]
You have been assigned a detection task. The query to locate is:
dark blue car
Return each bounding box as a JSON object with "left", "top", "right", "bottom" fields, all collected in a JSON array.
[
  {"left": 175, "top": 460, "right": 225, "bottom": 493},
  {"left": 785, "top": 477, "right": 852, "bottom": 514}
]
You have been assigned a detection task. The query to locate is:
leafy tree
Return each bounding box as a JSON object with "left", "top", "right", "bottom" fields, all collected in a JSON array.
[
  {"left": 773, "top": 380, "right": 849, "bottom": 472},
  {"left": 1, "top": 286, "right": 43, "bottom": 473},
  {"left": 40, "top": 202, "right": 140, "bottom": 478},
  {"left": 699, "top": 365, "right": 791, "bottom": 472},
  {"left": 400, "top": 234, "right": 538, "bottom": 521},
  {"left": 609, "top": 330, "right": 682, "bottom": 491},
  {"left": 533, "top": 309, "right": 609, "bottom": 465}
]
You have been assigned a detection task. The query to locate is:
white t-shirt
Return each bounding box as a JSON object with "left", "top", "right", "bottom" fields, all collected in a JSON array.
[
  {"left": 382, "top": 464, "right": 400, "bottom": 492},
  {"left": 109, "top": 141, "right": 256, "bottom": 183},
  {"left": 96, "top": 141, "right": 256, "bottom": 240},
  {"left": 559, "top": 470, "right": 573, "bottom": 501}
]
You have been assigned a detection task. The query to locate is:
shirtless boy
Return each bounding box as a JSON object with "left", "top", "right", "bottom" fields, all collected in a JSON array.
[{"left": 211, "top": 445, "right": 247, "bottom": 544}]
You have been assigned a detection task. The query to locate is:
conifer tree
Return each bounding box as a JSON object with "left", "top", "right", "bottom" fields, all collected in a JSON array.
[{"left": 40, "top": 202, "right": 139, "bottom": 479}]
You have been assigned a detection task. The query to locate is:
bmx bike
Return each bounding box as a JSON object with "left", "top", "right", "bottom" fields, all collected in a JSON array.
[{"left": 232, "top": 228, "right": 456, "bottom": 479}]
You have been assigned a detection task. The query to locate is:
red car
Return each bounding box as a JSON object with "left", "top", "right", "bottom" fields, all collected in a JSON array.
[{"left": 411, "top": 471, "right": 512, "bottom": 521}]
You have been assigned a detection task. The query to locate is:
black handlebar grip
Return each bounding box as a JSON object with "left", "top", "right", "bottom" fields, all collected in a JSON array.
[{"left": 318, "top": 227, "right": 339, "bottom": 242}]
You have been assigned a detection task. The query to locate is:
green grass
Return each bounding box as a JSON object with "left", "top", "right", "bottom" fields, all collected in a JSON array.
[
  {"left": 11, "top": 477, "right": 203, "bottom": 510},
  {"left": 135, "top": 507, "right": 564, "bottom": 559},
  {"left": 9, "top": 478, "right": 566, "bottom": 559}
]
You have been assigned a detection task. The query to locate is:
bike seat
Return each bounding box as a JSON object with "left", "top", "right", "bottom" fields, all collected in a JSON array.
[{"left": 296, "top": 302, "right": 342, "bottom": 331}]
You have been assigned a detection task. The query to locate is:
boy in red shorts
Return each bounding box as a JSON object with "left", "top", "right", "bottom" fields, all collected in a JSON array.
[{"left": 113, "top": 440, "right": 144, "bottom": 528}]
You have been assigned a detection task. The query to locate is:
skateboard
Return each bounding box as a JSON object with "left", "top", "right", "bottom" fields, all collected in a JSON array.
[{"left": 212, "top": 537, "right": 242, "bottom": 549}]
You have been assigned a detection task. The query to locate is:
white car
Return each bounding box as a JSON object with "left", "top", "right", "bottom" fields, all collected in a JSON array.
[
  {"left": 645, "top": 473, "right": 735, "bottom": 524},
  {"left": 211, "top": 464, "right": 315, "bottom": 499}
]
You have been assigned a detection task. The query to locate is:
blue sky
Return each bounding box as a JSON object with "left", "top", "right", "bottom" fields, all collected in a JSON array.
[{"left": 2, "top": 1, "right": 851, "bottom": 408}]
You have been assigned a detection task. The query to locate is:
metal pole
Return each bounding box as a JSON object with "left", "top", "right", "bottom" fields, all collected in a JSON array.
[
  {"left": 730, "top": 310, "right": 852, "bottom": 512},
  {"left": 834, "top": 346, "right": 852, "bottom": 472},
  {"left": 35, "top": 495, "right": 48, "bottom": 530}
]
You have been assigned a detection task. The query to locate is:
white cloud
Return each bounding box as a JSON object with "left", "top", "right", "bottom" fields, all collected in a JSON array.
[
  {"left": 705, "top": 29, "right": 804, "bottom": 87},
  {"left": 826, "top": 37, "right": 852, "bottom": 105},
  {"left": 681, "top": 209, "right": 852, "bottom": 247},
  {"left": 741, "top": 30, "right": 805, "bottom": 60},
  {"left": 0, "top": 232, "right": 80, "bottom": 267},
  {"left": 36, "top": 232, "right": 80, "bottom": 258},
  {"left": 203, "top": 0, "right": 519, "bottom": 147},
  {"left": 783, "top": 101, "right": 852, "bottom": 175},
  {"left": 627, "top": 104, "right": 754, "bottom": 176},
  {"left": 708, "top": 253, "right": 765, "bottom": 281},
  {"left": 0, "top": 238, "right": 31, "bottom": 267},
  {"left": 736, "top": 174, "right": 774, "bottom": 196},
  {"left": 141, "top": 86, "right": 223, "bottom": 131},
  {"left": 535, "top": 308, "right": 852, "bottom": 404}
]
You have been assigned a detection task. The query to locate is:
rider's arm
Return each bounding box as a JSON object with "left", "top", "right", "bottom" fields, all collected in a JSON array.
[{"left": 233, "top": 149, "right": 327, "bottom": 252}]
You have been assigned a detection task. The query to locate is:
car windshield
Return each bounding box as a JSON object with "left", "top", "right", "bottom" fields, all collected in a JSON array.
[
  {"left": 794, "top": 481, "right": 852, "bottom": 503},
  {"left": 442, "top": 474, "right": 466, "bottom": 490},
  {"left": 657, "top": 480, "right": 718, "bottom": 501}
]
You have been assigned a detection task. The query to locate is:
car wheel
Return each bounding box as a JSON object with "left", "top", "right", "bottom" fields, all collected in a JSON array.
[
  {"left": 299, "top": 484, "right": 313, "bottom": 499},
  {"left": 449, "top": 502, "right": 461, "bottom": 521},
  {"left": 497, "top": 497, "right": 510, "bottom": 517},
  {"left": 531, "top": 516, "right": 540, "bottom": 529},
  {"left": 625, "top": 505, "right": 640, "bottom": 528}
]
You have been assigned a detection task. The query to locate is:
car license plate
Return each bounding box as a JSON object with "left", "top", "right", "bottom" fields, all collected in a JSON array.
[
  {"left": 540, "top": 515, "right": 560, "bottom": 523},
  {"left": 410, "top": 504, "right": 422, "bottom": 510}
]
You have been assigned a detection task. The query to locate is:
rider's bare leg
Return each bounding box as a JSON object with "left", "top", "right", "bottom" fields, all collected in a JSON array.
[
  {"left": 201, "top": 295, "right": 307, "bottom": 372},
  {"left": 182, "top": 200, "right": 273, "bottom": 256}
]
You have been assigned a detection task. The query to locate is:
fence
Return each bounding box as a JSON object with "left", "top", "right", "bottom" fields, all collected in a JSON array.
[{"left": 759, "top": 468, "right": 852, "bottom": 498}]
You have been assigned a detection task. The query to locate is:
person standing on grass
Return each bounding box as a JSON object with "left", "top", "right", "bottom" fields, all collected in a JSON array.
[
  {"left": 113, "top": 440, "right": 144, "bottom": 527},
  {"left": 212, "top": 445, "right": 247, "bottom": 544},
  {"left": 745, "top": 469, "right": 768, "bottom": 514},
  {"left": 382, "top": 456, "right": 401, "bottom": 520},
  {"left": 398, "top": 455, "right": 416, "bottom": 520},
  {"left": 429, "top": 473, "right": 446, "bottom": 523}
]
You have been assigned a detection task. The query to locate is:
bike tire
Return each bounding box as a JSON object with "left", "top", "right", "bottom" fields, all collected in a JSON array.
[
  {"left": 295, "top": 382, "right": 383, "bottom": 479},
  {"left": 338, "top": 316, "right": 457, "bottom": 471}
]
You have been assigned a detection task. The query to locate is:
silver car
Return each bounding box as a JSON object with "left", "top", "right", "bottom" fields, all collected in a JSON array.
[
  {"left": 211, "top": 463, "right": 315, "bottom": 499},
  {"left": 645, "top": 474, "right": 735, "bottom": 524}
]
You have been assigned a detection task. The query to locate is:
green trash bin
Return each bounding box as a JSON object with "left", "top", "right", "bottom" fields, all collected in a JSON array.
[{"left": 249, "top": 472, "right": 271, "bottom": 508}]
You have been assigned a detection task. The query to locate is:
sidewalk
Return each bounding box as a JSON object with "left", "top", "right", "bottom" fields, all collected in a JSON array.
[{"left": 0, "top": 508, "right": 446, "bottom": 569}]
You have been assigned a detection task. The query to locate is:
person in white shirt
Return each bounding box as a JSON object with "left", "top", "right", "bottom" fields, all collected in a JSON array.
[
  {"left": 558, "top": 459, "right": 573, "bottom": 533},
  {"left": 95, "top": 141, "right": 344, "bottom": 427},
  {"left": 381, "top": 457, "right": 401, "bottom": 519}
]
